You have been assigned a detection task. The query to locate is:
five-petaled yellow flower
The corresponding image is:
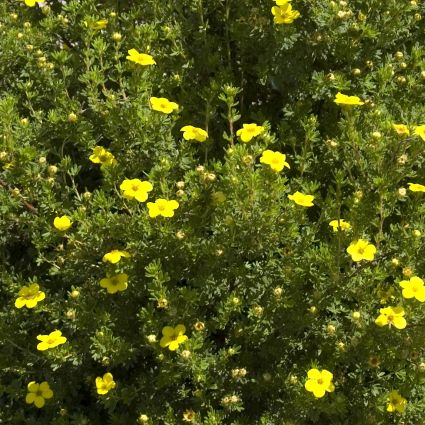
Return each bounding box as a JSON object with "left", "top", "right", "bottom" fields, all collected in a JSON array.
[
  {"left": 375, "top": 306, "right": 406, "bottom": 329},
  {"left": 15, "top": 283, "right": 45, "bottom": 309},
  {"left": 147, "top": 199, "right": 179, "bottom": 218},
  {"left": 346, "top": 239, "right": 376, "bottom": 262},
  {"left": 100, "top": 273, "right": 128, "bottom": 294},
  {"left": 126, "top": 49, "right": 156, "bottom": 66},
  {"left": 304, "top": 368, "right": 335, "bottom": 398},
  {"left": 408, "top": 182, "right": 425, "bottom": 192},
  {"left": 180, "top": 125, "right": 208, "bottom": 142},
  {"left": 392, "top": 124, "right": 410, "bottom": 136},
  {"left": 102, "top": 250, "right": 131, "bottom": 264},
  {"left": 36, "top": 330, "right": 67, "bottom": 351},
  {"left": 25, "top": 381, "right": 53, "bottom": 408},
  {"left": 53, "top": 215, "right": 72, "bottom": 231},
  {"left": 160, "top": 324, "right": 188, "bottom": 351},
  {"left": 24, "top": 0, "right": 42, "bottom": 6},
  {"left": 288, "top": 191, "right": 314, "bottom": 207},
  {"left": 414, "top": 124, "right": 425, "bottom": 141},
  {"left": 329, "top": 219, "right": 351, "bottom": 232},
  {"left": 271, "top": 1, "right": 301, "bottom": 24},
  {"left": 334, "top": 92, "right": 365, "bottom": 106},
  {"left": 96, "top": 373, "right": 116, "bottom": 395},
  {"left": 89, "top": 146, "right": 117, "bottom": 167},
  {"left": 260, "top": 150, "right": 290, "bottom": 172},
  {"left": 150, "top": 97, "right": 179, "bottom": 114},
  {"left": 386, "top": 390, "right": 407, "bottom": 413},
  {"left": 399, "top": 276, "right": 425, "bottom": 302},
  {"left": 120, "top": 179, "right": 153, "bottom": 202},
  {"left": 236, "top": 123, "right": 265, "bottom": 142}
]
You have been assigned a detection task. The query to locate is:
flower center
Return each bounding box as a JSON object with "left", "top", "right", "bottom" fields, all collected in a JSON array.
[
  {"left": 35, "top": 390, "right": 43, "bottom": 397},
  {"left": 99, "top": 154, "right": 109, "bottom": 162},
  {"left": 387, "top": 315, "right": 394, "bottom": 322},
  {"left": 47, "top": 338, "right": 56, "bottom": 345},
  {"left": 132, "top": 185, "right": 139, "bottom": 192},
  {"left": 317, "top": 378, "right": 323, "bottom": 385},
  {"left": 111, "top": 278, "right": 118, "bottom": 286},
  {"left": 357, "top": 247, "right": 365, "bottom": 254},
  {"left": 158, "top": 204, "right": 166, "bottom": 211}
]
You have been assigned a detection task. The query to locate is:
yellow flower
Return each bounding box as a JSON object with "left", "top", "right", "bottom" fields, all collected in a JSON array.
[
  {"left": 271, "top": 3, "right": 301, "bottom": 24},
  {"left": 100, "top": 273, "right": 128, "bottom": 294},
  {"left": 386, "top": 390, "right": 407, "bottom": 413},
  {"left": 24, "top": 0, "right": 42, "bottom": 6},
  {"left": 304, "top": 369, "right": 335, "bottom": 398},
  {"left": 414, "top": 124, "right": 425, "bottom": 141},
  {"left": 375, "top": 306, "right": 407, "bottom": 329},
  {"left": 408, "top": 182, "right": 425, "bottom": 192},
  {"left": 36, "top": 330, "right": 67, "bottom": 351},
  {"left": 89, "top": 146, "right": 117, "bottom": 167},
  {"left": 147, "top": 199, "right": 179, "bottom": 218},
  {"left": 102, "top": 250, "right": 131, "bottom": 264},
  {"left": 329, "top": 219, "right": 351, "bottom": 232},
  {"left": 120, "top": 179, "right": 153, "bottom": 202},
  {"left": 288, "top": 191, "right": 314, "bottom": 207},
  {"left": 180, "top": 125, "right": 208, "bottom": 142},
  {"left": 93, "top": 19, "right": 108, "bottom": 30},
  {"left": 53, "top": 215, "right": 72, "bottom": 231},
  {"left": 399, "top": 276, "right": 425, "bottom": 302},
  {"left": 25, "top": 381, "right": 53, "bottom": 408},
  {"left": 260, "top": 150, "right": 290, "bottom": 172},
  {"left": 236, "top": 123, "right": 265, "bottom": 142},
  {"left": 15, "top": 283, "right": 45, "bottom": 309},
  {"left": 334, "top": 92, "right": 365, "bottom": 106},
  {"left": 96, "top": 373, "right": 116, "bottom": 395},
  {"left": 160, "top": 324, "right": 188, "bottom": 351},
  {"left": 126, "top": 49, "right": 156, "bottom": 66},
  {"left": 346, "top": 239, "right": 376, "bottom": 262},
  {"left": 150, "top": 97, "right": 179, "bottom": 114},
  {"left": 392, "top": 124, "right": 410, "bottom": 136}
]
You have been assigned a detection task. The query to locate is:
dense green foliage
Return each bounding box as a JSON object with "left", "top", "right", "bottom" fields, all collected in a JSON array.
[{"left": 1, "top": 0, "right": 425, "bottom": 423}]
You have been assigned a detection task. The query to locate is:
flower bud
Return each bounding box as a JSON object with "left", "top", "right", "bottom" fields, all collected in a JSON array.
[
  {"left": 176, "top": 230, "right": 186, "bottom": 240},
  {"left": 176, "top": 181, "right": 185, "bottom": 189},
  {"left": 68, "top": 112, "right": 78, "bottom": 123},
  {"left": 112, "top": 32, "right": 122, "bottom": 42},
  {"left": 395, "top": 51, "right": 404, "bottom": 60},
  {"left": 403, "top": 267, "right": 413, "bottom": 277},
  {"left": 181, "top": 350, "right": 191, "bottom": 359},
  {"left": 138, "top": 415, "right": 149, "bottom": 423},
  {"left": 391, "top": 258, "right": 400, "bottom": 267},
  {"left": 157, "top": 298, "right": 168, "bottom": 309},
  {"left": 194, "top": 321, "right": 205, "bottom": 331},
  {"left": 70, "top": 290, "right": 80, "bottom": 298},
  {"left": 38, "top": 156, "right": 47, "bottom": 165},
  {"left": 176, "top": 189, "right": 185, "bottom": 197},
  {"left": 352, "top": 68, "right": 361, "bottom": 76},
  {"left": 413, "top": 229, "right": 421, "bottom": 237},
  {"left": 327, "top": 324, "right": 336, "bottom": 334},
  {"left": 48, "top": 165, "right": 58, "bottom": 175},
  {"left": 371, "top": 131, "right": 382, "bottom": 140},
  {"left": 146, "top": 334, "right": 157, "bottom": 343},
  {"left": 352, "top": 311, "right": 361, "bottom": 320},
  {"left": 83, "top": 191, "right": 92, "bottom": 200},
  {"left": 273, "top": 287, "right": 283, "bottom": 298}
]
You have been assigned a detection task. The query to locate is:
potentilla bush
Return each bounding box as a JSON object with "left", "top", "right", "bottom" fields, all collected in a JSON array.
[{"left": 1, "top": 0, "right": 425, "bottom": 423}]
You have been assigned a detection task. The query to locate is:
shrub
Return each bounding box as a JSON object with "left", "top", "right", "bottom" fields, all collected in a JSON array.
[{"left": 1, "top": 0, "right": 425, "bottom": 424}]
